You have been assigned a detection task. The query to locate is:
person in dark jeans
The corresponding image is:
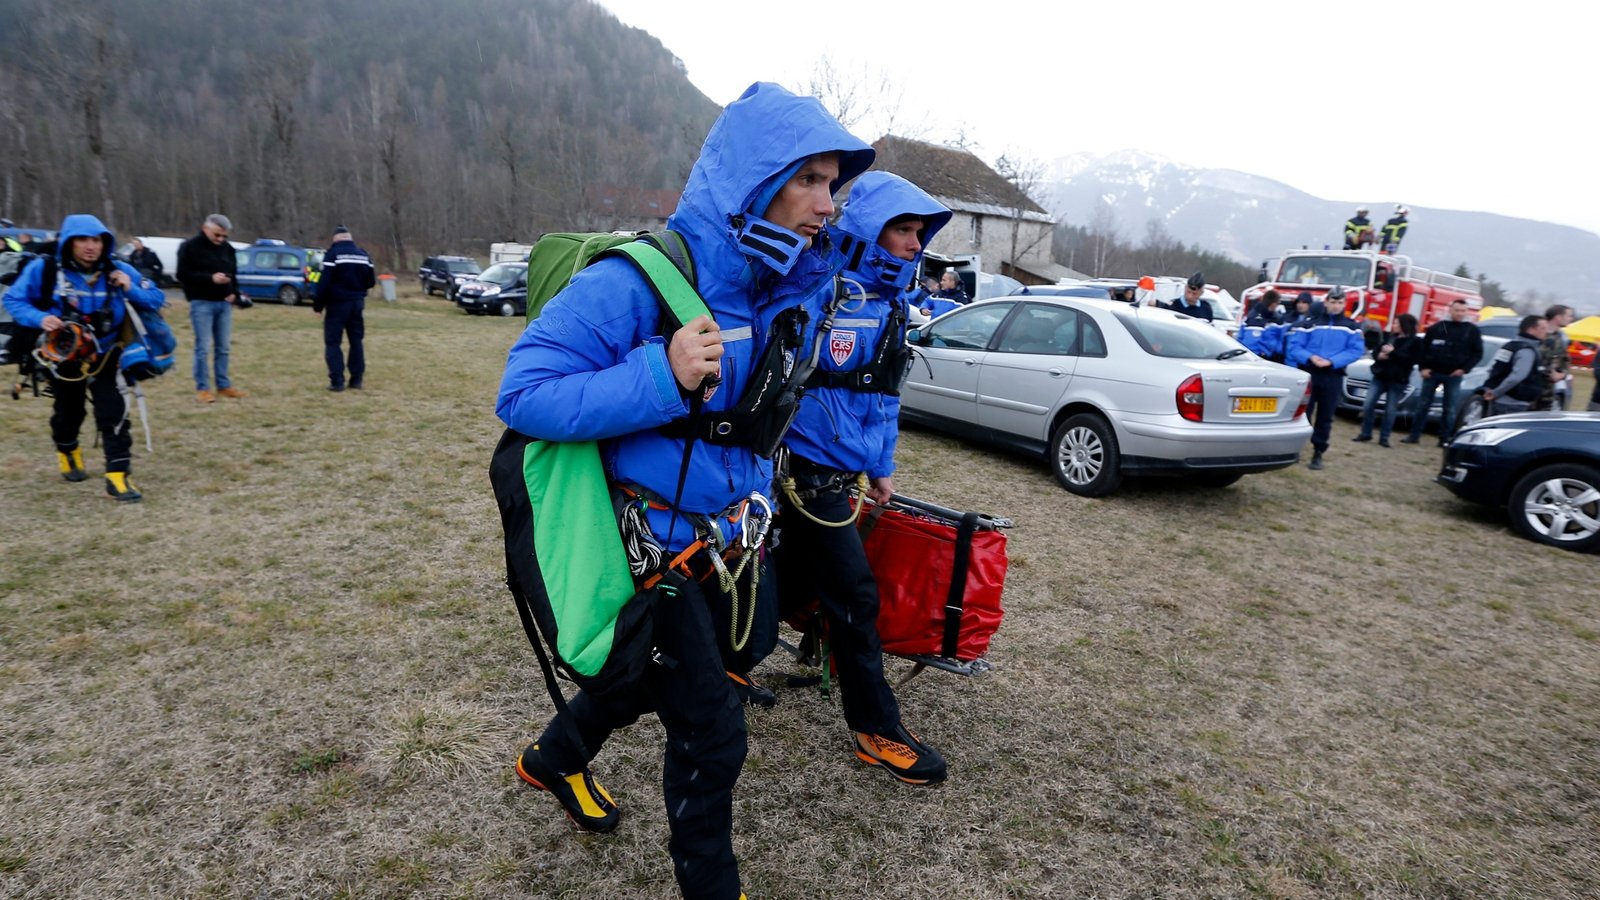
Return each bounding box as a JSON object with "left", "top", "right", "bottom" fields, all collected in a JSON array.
[
  {"left": 1354, "top": 314, "right": 1422, "bottom": 446},
  {"left": 1404, "top": 298, "right": 1482, "bottom": 445},
  {"left": 312, "top": 226, "right": 375, "bottom": 391},
  {"left": 176, "top": 213, "right": 246, "bottom": 402}
]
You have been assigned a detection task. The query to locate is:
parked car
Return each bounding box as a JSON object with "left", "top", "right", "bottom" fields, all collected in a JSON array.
[
  {"left": 1436, "top": 411, "right": 1600, "bottom": 552},
  {"left": 455, "top": 262, "right": 527, "bottom": 316},
  {"left": 234, "top": 239, "right": 323, "bottom": 305},
  {"left": 419, "top": 255, "right": 482, "bottom": 299},
  {"left": 1338, "top": 336, "right": 1507, "bottom": 433},
  {"left": 899, "top": 296, "right": 1312, "bottom": 496}
]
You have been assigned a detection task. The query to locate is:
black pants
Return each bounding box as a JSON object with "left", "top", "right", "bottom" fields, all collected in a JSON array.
[
  {"left": 774, "top": 458, "right": 901, "bottom": 734},
  {"left": 323, "top": 299, "right": 365, "bottom": 388},
  {"left": 536, "top": 577, "right": 746, "bottom": 900},
  {"left": 51, "top": 350, "right": 131, "bottom": 473},
  {"left": 1306, "top": 370, "right": 1344, "bottom": 453}
]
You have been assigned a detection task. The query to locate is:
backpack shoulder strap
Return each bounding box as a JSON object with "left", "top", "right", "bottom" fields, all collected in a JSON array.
[{"left": 601, "top": 231, "right": 709, "bottom": 334}]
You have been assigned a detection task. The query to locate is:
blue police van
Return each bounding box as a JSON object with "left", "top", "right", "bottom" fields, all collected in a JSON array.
[{"left": 235, "top": 239, "right": 323, "bottom": 306}]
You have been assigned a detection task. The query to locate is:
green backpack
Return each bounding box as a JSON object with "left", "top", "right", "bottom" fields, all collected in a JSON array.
[{"left": 490, "top": 232, "right": 709, "bottom": 716}]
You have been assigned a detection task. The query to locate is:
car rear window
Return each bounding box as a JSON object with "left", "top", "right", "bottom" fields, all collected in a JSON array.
[
  {"left": 1116, "top": 310, "right": 1244, "bottom": 359},
  {"left": 447, "top": 259, "right": 481, "bottom": 273}
]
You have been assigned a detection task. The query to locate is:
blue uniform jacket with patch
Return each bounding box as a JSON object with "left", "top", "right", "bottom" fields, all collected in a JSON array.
[
  {"left": 786, "top": 172, "right": 951, "bottom": 478},
  {"left": 496, "top": 83, "right": 872, "bottom": 551},
  {"left": 1285, "top": 310, "right": 1366, "bottom": 373}
]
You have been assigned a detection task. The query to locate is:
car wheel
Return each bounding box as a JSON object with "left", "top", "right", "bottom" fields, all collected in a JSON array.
[
  {"left": 498, "top": 301, "right": 517, "bottom": 317},
  {"left": 1049, "top": 413, "right": 1122, "bottom": 497},
  {"left": 277, "top": 284, "right": 299, "bottom": 306},
  {"left": 1506, "top": 463, "right": 1600, "bottom": 552},
  {"left": 1192, "top": 472, "right": 1243, "bottom": 488}
]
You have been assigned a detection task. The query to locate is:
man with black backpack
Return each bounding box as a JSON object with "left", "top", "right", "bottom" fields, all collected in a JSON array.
[
  {"left": 3, "top": 213, "right": 165, "bottom": 501},
  {"left": 494, "top": 82, "right": 871, "bottom": 900}
]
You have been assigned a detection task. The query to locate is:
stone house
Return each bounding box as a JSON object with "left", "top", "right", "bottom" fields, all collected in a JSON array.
[{"left": 865, "top": 135, "right": 1081, "bottom": 285}]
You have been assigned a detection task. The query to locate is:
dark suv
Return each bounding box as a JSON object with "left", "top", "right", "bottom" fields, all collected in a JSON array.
[{"left": 419, "top": 256, "right": 481, "bottom": 299}]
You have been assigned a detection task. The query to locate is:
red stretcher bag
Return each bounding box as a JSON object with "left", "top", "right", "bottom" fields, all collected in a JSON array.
[{"left": 856, "top": 494, "right": 1009, "bottom": 662}]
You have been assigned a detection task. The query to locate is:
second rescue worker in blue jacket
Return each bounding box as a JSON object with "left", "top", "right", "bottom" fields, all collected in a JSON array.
[
  {"left": 496, "top": 82, "right": 872, "bottom": 900},
  {"left": 1286, "top": 288, "right": 1366, "bottom": 470},
  {"left": 776, "top": 171, "right": 953, "bottom": 786}
]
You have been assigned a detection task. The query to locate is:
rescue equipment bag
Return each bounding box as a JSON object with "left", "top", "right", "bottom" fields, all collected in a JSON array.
[
  {"left": 119, "top": 304, "right": 177, "bottom": 381},
  {"left": 861, "top": 495, "right": 1008, "bottom": 662},
  {"left": 785, "top": 492, "right": 1009, "bottom": 669},
  {"left": 492, "top": 232, "right": 711, "bottom": 711}
]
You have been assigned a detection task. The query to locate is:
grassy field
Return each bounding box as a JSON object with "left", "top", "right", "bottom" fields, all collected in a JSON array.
[{"left": 2, "top": 288, "right": 1596, "bottom": 899}]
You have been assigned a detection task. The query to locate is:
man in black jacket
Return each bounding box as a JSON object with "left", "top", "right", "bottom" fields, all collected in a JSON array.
[
  {"left": 127, "top": 238, "right": 163, "bottom": 284},
  {"left": 313, "top": 226, "right": 376, "bottom": 392},
  {"left": 176, "top": 214, "right": 245, "bottom": 402},
  {"left": 1403, "top": 298, "right": 1482, "bottom": 445},
  {"left": 1482, "top": 316, "right": 1549, "bottom": 414}
]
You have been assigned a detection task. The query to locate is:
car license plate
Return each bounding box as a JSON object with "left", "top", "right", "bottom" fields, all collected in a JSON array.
[{"left": 1232, "top": 397, "right": 1277, "bottom": 414}]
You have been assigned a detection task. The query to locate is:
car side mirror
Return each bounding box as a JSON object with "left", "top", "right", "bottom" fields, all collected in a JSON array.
[{"left": 906, "top": 327, "right": 922, "bottom": 345}]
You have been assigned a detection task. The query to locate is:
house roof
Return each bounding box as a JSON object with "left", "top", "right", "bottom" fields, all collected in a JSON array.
[{"left": 868, "top": 135, "right": 1049, "bottom": 217}]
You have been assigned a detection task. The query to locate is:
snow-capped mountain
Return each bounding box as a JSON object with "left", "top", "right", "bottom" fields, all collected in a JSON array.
[{"left": 1042, "top": 152, "right": 1600, "bottom": 311}]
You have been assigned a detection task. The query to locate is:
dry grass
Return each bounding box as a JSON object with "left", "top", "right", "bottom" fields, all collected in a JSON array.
[{"left": 2, "top": 286, "right": 1596, "bottom": 898}]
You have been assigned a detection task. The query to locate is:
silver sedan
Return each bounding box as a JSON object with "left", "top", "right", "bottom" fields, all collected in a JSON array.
[{"left": 900, "top": 296, "right": 1312, "bottom": 496}]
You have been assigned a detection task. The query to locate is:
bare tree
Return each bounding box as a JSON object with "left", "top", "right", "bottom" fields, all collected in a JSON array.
[
  {"left": 1085, "top": 205, "right": 1123, "bottom": 277},
  {"left": 1137, "top": 219, "right": 1184, "bottom": 274},
  {"left": 25, "top": 7, "right": 125, "bottom": 228},
  {"left": 995, "top": 152, "right": 1050, "bottom": 273},
  {"left": 799, "top": 57, "right": 929, "bottom": 145}
]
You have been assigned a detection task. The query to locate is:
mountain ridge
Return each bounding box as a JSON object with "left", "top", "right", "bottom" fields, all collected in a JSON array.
[{"left": 1042, "top": 153, "right": 1600, "bottom": 312}]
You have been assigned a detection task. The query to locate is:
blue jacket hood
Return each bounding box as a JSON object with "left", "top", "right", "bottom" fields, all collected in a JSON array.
[
  {"left": 668, "top": 82, "right": 873, "bottom": 279},
  {"left": 55, "top": 214, "right": 115, "bottom": 266},
  {"left": 836, "top": 172, "right": 951, "bottom": 252},
  {"left": 834, "top": 172, "right": 951, "bottom": 291}
]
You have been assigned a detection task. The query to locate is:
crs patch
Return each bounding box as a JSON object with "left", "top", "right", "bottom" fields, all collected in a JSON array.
[{"left": 829, "top": 329, "right": 858, "bottom": 367}]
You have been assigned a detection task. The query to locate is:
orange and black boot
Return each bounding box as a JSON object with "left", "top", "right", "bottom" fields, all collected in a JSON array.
[
  {"left": 57, "top": 448, "right": 87, "bottom": 482},
  {"left": 853, "top": 722, "right": 947, "bottom": 785},
  {"left": 727, "top": 671, "right": 777, "bottom": 708},
  {"left": 104, "top": 472, "right": 143, "bottom": 503},
  {"left": 515, "top": 741, "right": 619, "bottom": 833}
]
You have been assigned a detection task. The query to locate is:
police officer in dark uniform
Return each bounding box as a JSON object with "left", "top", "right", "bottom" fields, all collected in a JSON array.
[
  {"left": 1481, "top": 315, "right": 1549, "bottom": 414},
  {"left": 1286, "top": 286, "right": 1366, "bottom": 470},
  {"left": 1165, "top": 272, "right": 1213, "bottom": 321}
]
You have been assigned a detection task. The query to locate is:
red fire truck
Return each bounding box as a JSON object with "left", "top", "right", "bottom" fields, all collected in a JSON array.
[{"left": 1239, "top": 249, "right": 1482, "bottom": 331}]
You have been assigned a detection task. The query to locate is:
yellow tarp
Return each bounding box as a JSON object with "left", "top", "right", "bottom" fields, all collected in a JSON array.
[
  {"left": 1564, "top": 315, "right": 1600, "bottom": 344},
  {"left": 1477, "top": 305, "right": 1517, "bottom": 321}
]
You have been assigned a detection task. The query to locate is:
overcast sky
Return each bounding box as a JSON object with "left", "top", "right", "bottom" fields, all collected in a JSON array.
[{"left": 597, "top": 0, "right": 1599, "bottom": 237}]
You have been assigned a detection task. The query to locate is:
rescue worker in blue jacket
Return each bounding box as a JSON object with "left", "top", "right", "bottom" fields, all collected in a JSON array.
[
  {"left": 496, "top": 82, "right": 872, "bottom": 900},
  {"left": 312, "top": 226, "right": 376, "bottom": 391},
  {"left": 1238, "top": 289, "right": 1286, "bottom": 360},
  {"left": 775, "top": 171, "right": 953, "bottom": 786},
  {"left": 1285, "top": 286, "right": 1366, "bottom": 470},
  {"left": 4, "top": 213, "right": 165, "bottom": 501}
]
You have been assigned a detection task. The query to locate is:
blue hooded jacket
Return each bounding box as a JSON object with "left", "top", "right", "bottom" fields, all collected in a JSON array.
[
  {"left": 3, "top": 214, "right": 165, "bottom": 332},
  {"left": 786, "top": 172, "right": 951, "bottom": 477},
  {"left": 496, "top": 82, "right": 872, "bottom": 551}
]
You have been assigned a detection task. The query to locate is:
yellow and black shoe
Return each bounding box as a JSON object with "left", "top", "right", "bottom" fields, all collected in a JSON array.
[
  {"left": 57, "top": 448, "right": 87, "bottom": 482},
  {"left": 104, "top": 472, "right": 143, "bottom": 503},
  {"left": 727, "top": 671, "right": 777, "bottom": 709},
  {"left": 853, "top": 723, "right": 947, "bottom": 785},
  {"left": 515, "top": 741, "right": 619, "bottom": 833}
]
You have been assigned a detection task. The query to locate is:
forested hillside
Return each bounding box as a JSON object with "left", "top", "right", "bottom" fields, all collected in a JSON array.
[{"left": 0, "top": 0, "right": 720, "bottom": 267}]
